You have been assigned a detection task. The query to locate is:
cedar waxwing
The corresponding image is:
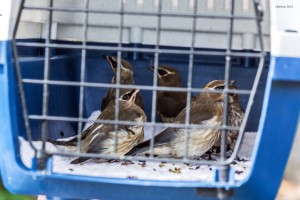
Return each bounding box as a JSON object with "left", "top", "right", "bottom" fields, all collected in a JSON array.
[
  {"left": 127, "top": 80, "right": 239, "bottom": 159},
  {"left": 204, "top": 80, "right": 244, "bottom": 152},
  {"left": 71, "top": 89, "right": 146, "bottom": 164},
  {"left": 101, "top": 55, "right": 144, "bottom": 111},
  {"left": 148, "top": 65, "right": 195, "bottom": 123}
]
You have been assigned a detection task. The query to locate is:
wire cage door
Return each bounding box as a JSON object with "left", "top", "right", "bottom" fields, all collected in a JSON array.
[{"left": 8, "top": 0, "right": 270, "bottom": 199}]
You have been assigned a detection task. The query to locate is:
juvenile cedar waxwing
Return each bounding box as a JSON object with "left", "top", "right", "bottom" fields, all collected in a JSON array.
[
  {"left": 148, "top": 65, "right": 195, "bottom": 123},
  {"left": 204, "top": 80, "right": 244, "bottom": 152},
  {"left": 48, "top": 87, "right": 144, "bottom": 147},
  {"left": 71, "top": 89, "right": 146, "bottom": 164},
  {"left": 50, "top": 56, "right": 145, "bottom": 147},
  {"left": 127, "top": 80, "right": 238, "bottom": 158},
  {"left": 101, "top": 55, "right": 144, "bottom": 111}
]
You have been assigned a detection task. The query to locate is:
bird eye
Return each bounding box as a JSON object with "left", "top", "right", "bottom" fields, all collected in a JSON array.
[
  {"left": 122, "top": 94, "right": 130, "bottom": 101},
  {"left": 214, "top": 85, "right": 225, "bottom": 90},
  {"left": 158, "top": 69, "right": 168, "bottom": 76}
]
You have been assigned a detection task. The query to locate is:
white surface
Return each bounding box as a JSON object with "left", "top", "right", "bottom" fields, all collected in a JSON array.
[
  {"left": 270, "top": 1, "right": 300, "bottom": 58},
  {"left": 19, "top": 132, "right": 255, "bottom": 182},
  {"left": 0, "top": 1, "right": 12, "bottom": 40},
  {"left": 82, "top": 110, "right": 101, "bottom": 131},
  {"left": 14, "top": 0, "right": 270, "bottom": 50},
  {"left": 271, "top": 31, "right": 300, "bottom": 58}
]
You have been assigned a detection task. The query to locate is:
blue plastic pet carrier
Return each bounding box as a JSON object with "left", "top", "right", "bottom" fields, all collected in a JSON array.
[{"left": 0, "top": 0, "right": 299, "bottom": 199}]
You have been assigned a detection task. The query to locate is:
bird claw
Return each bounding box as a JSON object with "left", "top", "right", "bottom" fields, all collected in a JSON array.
[
  {"left": 200, "top": 153, "right": 217, "bottom": 161},
  {"left": 121, "top": 160, "right": 135, "bottom": 166},
  {"left": 211, "top": 144, "right": 231, "bottom": 154}
]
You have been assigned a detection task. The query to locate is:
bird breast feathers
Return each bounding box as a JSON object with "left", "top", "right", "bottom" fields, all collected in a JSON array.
[{"left": 172, "top": 116, "right": 220, "bottom": 151}]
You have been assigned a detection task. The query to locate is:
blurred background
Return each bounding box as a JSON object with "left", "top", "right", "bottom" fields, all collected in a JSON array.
[
  {"left": 0, "top": 181, "right": 34, "bottom": 199},
  {"left": 277, "top": 124, "right": 300, "bottom": 200}
]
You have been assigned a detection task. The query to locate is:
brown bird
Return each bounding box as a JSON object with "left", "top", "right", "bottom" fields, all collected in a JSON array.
[
  {"left": 127, "top": 80, "right": 236, "bottom": 158},
  {"left": 205, "top": 80, "right": 244, "bottom": 152},
  {"left": 49, "top": 56, "right": 144, "bottom": 146},
  {"left": 71, "top": 89, "right": 146, "bottom": 164},
  {"left": 101, "top": 55, "right": 144, "bottom": 111},
  {"left": 148, "top": 65, "right": 195, "bottom": 123},
  {"left": 48, "top": 87, "right": 144, "bottom": 147}
]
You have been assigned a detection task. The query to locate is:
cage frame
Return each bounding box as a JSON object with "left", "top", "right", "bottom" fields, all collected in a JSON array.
[{"left": 0, "top": 0, "right": 299, "bottom": 199}]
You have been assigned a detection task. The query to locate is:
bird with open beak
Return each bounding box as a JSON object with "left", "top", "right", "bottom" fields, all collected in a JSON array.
[
  {"left": 127, "top": 80, "right": 240, "bottom": 159},
  {"left": 148, "top": 65, "right": 195, "bottom": 123},
  {"left": 49, "top": 56, "right": 145, "bottom": 146},
  {"left": 71, "top": 89, "right": 146, "bottom": 164},
  {"left": 101, "top": 55, "right": 144, "bottom": 111}
]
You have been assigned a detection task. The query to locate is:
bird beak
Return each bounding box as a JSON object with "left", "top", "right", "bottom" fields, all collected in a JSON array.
[
  {"left": 129, "top": 89, "right": 140, "bottom": 103},
  {"left": 103, "top": 54, "right": 114, "bottom": 62},
  {"left": 147, "top": 66, "right": 154, "bottom": 72},
  {"left": 147, "top": 66, "right": 163, "bottom": 78},
  {"left": 103, "top": 55, "right": 118, "bottom": 71}
]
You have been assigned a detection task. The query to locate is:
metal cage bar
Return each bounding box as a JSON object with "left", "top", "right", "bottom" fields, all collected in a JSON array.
[
  {"left": 22, "top": 5, "right": 259, "bottom": 20},
  {"left": 113, "top": 0, "right": 126, "bottom": 153},
  {"left": 12, "top": 0, "right": 266, "bottom": 176},
  {"left": 27, "top": 115, "right": 241, "bottom": 131},
  {"left": 218, "top": 0, "right": 235, "bottom": 183},
  {"left": 148, "top": 0, "right": 163, "bottom": 157},
  {"left": 21, "top": 79, "right": 253, "bottom": 94},
  {"left": 183, "top": 0, "right": 198, "bottom": 160},
  {"left": 36, "top": 0, "right": 53, "bottom": 170},
  {"left": 15, "top": 42, "right": 263, "bottom": 57},
  {"left": 76, "top": 0, "right": 89, "bottom": 153},
  {"left": 11, "top": 0, "right": 37, "bottom": 152},
  {"left": 226, "top": 0, "right": 266, "bottom": 164},
  {"left": 40, "top": 0, "right": 53, "bottom": 149}
]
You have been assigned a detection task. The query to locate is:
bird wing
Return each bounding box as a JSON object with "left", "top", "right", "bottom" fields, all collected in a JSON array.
[
  {"left": 134, "top": 101, "right": 214, "bottom": 149},
  {"left": 157, "top": 93, "right": 187, "bottom": 118},
  {"left": 175, "top": 100, "right": 214, "bottom": 124},
  {"left": 77, "top": 103, "right": 146, "bottom": 154},
  {"left": 70, "top": 109, "right": 117, "bottom": 164},
  {"left": 70, "top": 131, "right": 109, "bottom": 165},
  {"left": 49, "top": 121, "right": 98, "bottom": 146},
  {"left": 85, "top": 131, "right": 110, "bottom": 153},
  {"left": 126, "top": 127, "right": 175, "bottom": 155},
  {"left": 126, "top": 101, "right": 216, "bottom": 156},
  {"left": 83, "top": 109, "right": 135, "bottom": 154}
]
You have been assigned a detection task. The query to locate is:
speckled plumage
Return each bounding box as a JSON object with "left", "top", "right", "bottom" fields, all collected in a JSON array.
[
  {"left": 71, "top": 89, "right": 146, "bottom": 164},
  {"left": 206, "top": 80, "right": 244, "bottom": 152},
  {"left": 127, "top": 80, "right": 234, "bottom": 158}
]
